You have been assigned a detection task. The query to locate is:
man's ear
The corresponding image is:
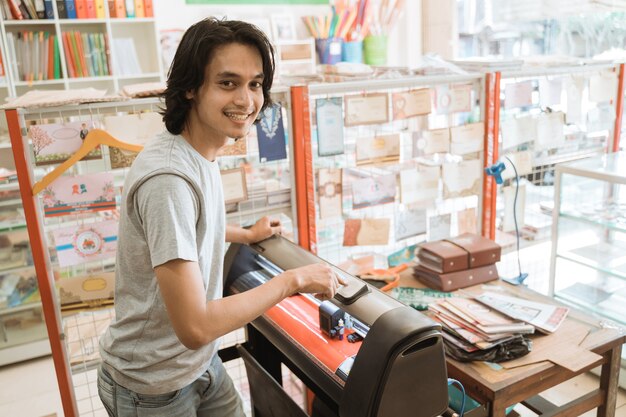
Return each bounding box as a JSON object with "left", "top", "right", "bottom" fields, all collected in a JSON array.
[{"left": 185, "top": 90, "right": 194, "bottom": 100}]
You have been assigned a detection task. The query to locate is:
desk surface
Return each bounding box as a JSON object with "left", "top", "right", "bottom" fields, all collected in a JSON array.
[{"left": 397, "top": 271, "right": 626, "bottom": 417}]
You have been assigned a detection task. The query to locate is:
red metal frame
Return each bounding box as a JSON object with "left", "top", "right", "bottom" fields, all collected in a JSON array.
[
  {"left": 613, "top": 63, "right": 625, "bottom": 152},
  {"left": 5, "top": 109, "right": 78, "bottom": 417},
  {"left": 481, "top": 72, "right": 501, "bottom": 240},
  {"left": 291, "top": 86, "right": 317, "bottom": 253}
]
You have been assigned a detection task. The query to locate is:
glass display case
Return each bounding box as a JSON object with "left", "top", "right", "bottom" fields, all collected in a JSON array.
[{"left": 549, "top": 151, "right": 626, "bottom": 327}]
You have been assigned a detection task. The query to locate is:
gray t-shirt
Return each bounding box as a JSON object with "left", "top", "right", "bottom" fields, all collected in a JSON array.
[{"left": 99, "top": 131, "right": 225, "bottom": 395}]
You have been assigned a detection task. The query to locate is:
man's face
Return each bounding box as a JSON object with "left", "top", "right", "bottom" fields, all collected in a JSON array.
[{"left": 187, "top": 42, "right": 265, "bottom": 146}]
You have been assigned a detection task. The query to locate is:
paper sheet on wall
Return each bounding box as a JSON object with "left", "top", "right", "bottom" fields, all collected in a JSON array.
[
  {"left": 457, "top": 207, "right": 477, "bottom": 235},
  {"left": 589, "top": 71, "right": 617, "bottom": 103},
  {"left": 317, "top": 168, "right": 342, "bottom": 219},
  {"left": 419, "top": 128, "right": 450, "bottom": 155},
  {"left": 433, "top": 84, "right": 472, "bottom": 115},
  {"left": 428, "top": 213, "right": 451, "bottom": 241},
  {"left": 565, "top": 76, "right": 585, "bottom": 124},
  {"left": 392, "top": 88, "right": 431, "bottom": 120},
  {"left": 450, "top": 122, "right": 484, "bottom": 155},
  {"left": 344, "top": 93, "right": 389, "bottom": 126},
  {"left": 539, "top": 78, "right": 563, "bottom": 108},
  {"left": 400, "top": 166, "right": 440, "bottom": 205},
  {"left": 343, "top": 218, "right": 390, "bottom": 246},
  {"left": 395, "top": 208, "right": 427, "bottom": 240},
  {"left": 220, "top": 168, "right": 248, "bottom": 204},
  {"left": 502, "top": 183, "right": 526, "bottom": 233},
  {"left": 442, "top": 159, "right": 482, "bottom": 198},
  {"left": 500, "top": 115, "right": 537, "bottom": 150},
  {"left": 536, "top": 111, "right": 565, "bottom": 151},
  {"left": 316, "top": 97, "right": 345, "bottom": 156},
  {"left": 504, "top": 81, "right": 534, "bottom": 109},
  {"left": 351, "top": 174, "right": 397, "bottom": 209},
  {"left": 355, "top": 134, "right": 400, "bottom": 165}
]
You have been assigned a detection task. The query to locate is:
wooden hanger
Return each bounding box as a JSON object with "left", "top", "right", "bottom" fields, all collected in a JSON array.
[{"left": 32, "top": 129, "right": 144, "bottom": 195}]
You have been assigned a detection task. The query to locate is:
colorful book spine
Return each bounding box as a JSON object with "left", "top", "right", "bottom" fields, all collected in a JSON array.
[
  {"left": 56, "top": 0, "right": 66, "bottom": 18},
  {"left": 65, "top": 0, "right": 76, "bottom": 18},
  {"left": 43, "top": 0, "right": 53, "bottom": 18},
  {"left": 143, "top": 0, "right": 152, "bottom": 17},
  {"left": 94, "top": 0, "right": 104, "bottom": 17},
  {"left": 75, "top": 0, "right": 86, "bottom": 18},
  {"left": 85, "top": 0, "right": 95, "bottom": 18},
  {"left": 133, "top": 0, "right": 142, "bottom": 17}
]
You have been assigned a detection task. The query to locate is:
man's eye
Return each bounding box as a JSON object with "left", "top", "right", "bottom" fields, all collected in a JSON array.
[
  {"left": 250, "top": 82, "right": 262, "bottom": 89},
  {"left": 221, "top": 81, "right": 235, "bottom": 87}
]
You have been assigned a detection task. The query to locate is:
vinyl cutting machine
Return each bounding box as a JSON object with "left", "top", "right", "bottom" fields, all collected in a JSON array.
[{"left": 223, "top": 235, "right": 449, "bottom": 417}]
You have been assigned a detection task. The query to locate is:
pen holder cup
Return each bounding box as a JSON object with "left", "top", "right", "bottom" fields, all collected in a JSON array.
[
  {"left": 342, "top": 40, "right": 363, "bottom": 63},
  {"left": 315, "top": 38, "right": 343, "bottom": 65},
  {"left": 363, "top": 35, "right": 388, "bottom": 66}
]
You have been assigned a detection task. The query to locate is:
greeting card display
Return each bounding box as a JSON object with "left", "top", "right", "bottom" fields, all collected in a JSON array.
[
  {"left": 256, "top": 103, "right": 287, "bottom": 162},
  {"left": 395, "top": 208, "right": 427, "bottom": 240},
  {"left": 53, "top": 221, "right": 118, "bottom": 267},
  {"left": 317, "top": 168, "right": 342, "bottom": 219},
  {"left": 41, "top": 172, "right": 116, "bottom": 217},
  {"left": 316, "top": 97, "right": 345, "bottom": 156},
  {"left": 29, "top": 121, "right": 100, "bottom": 165},
  {"left": 351, "top": 174, "right": 396, "bottom": 209}
]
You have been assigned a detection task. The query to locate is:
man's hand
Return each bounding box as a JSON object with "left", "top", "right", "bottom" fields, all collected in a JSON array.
[
  {"left": 247, "top": 216, "right": 281, "bottom": 244},
  {"left": 278, "top": 263, "right": 346, "bottom": 300}
]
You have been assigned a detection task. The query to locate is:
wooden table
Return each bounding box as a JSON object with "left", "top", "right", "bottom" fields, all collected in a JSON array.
[{"left": 397, "top": 273, "right": 626, "bottom": 417}]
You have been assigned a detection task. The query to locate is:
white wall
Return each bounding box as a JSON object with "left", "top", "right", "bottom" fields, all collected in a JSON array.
[{"left": 153, "top": 0, "right": 422, "bottom": 67}]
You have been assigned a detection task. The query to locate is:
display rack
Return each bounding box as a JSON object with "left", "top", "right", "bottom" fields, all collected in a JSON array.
[
  {"left": 482, "top": 63, "right": 626, "bottom": 290},
  {"left": 4, "top": 87, "right": 296, "bottom": 416},
  {"left": 550, "top": 151, "right": 626, "bottom": 326},
  {"left": 290, "top": 74, "right": 485, "bottom": 271}
]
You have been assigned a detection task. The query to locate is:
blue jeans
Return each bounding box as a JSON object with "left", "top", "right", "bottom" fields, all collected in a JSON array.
[{"left": 97, "top": 355, "right": 245, "bottom": 417}]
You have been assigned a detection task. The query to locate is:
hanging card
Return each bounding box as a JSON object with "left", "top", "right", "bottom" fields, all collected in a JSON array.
[
  {"left": 104, "top": 112, "right": 164, "bottom": 168},
  {"left": 442, "top": 159, "right": 482, "bottom": 198},
  {"left": 501, "top": 151, "right": 533, "bottom": 181},
  {"left": 504, "top": 81, "right": 534, "bottom": 109},
  {"left": 256, "top": 103, "right": 287, "bottom": 162},
  {"left": 316, "top": 97, "right": 345, "bottom": 156},
  {"left": 220, "top": 168, "right": 248, "bottom": 204},
  {"left": 395, "top": 208, "right": 427, "bottom": 241},
  {"left": 589, "top": 71, "right": 617, "bottom": 103},
  {"left": 29, "top": 121, "right": 101, "bottom": 166},
  {"left": 450, "top": 122, "right": 484, "bottom": 155},
  {"left": 399, "top": 166, "right": 440, "bottom": 205},
  {"left": 343, "top": 218, "right": 390, "bottom": 246},
  {"left": 500, "top": 115, "right": 537, "bottom": 150},
  {"left": 344, "top": 93, "right": 389, "bottom": 126},
  {"left": 53, "top": 220, "right": 118, "bottom": 268},
  {"left": 565, "top": 76, "right": 585, "bottom": 124},
  {"left": 539, "top": 78, "right": 562, "bottom": 108},
  {"left": 351, "top": 174, "right": 396, "bottom": 209},
  {"left": 355, "top": 134, "right": 400, "bottom": 165},
  {"left": 392, "top": 88, "right": 431, "bottom": 120},
  {"left": 317, "top": 168, "right": 342, "bottom": 219},
  {"left": 42, "top": 172, "right": 116, "bottom": 217},
  {"left": 536, "top": 111, "right": 565, "bottom": 151},
  {"left": 457, "top": 207, "right": 477, "bottom": 235},
  {"left": 418, "top": 128, "right": 450, "bottom": 155},
  {"left": 434, "top": 84, "right": 472, "bottom": 114},
  {"left": 428, "top": 213, "right": 451, "bottom": 241}
]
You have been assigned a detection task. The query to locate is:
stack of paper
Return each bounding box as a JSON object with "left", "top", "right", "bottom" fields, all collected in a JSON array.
[{"left": 429, "top": 297, "right": 535, "bottom": 352}]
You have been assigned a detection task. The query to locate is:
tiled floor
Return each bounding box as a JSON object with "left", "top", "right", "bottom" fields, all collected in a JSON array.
[{"left": 0, "top": 353, "right": 625, "bottom": 417}]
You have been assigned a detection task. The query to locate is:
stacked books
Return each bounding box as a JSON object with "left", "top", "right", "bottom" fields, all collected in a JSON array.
[{"left": 414, "top": 233, "right": 501, "bottom": 292}]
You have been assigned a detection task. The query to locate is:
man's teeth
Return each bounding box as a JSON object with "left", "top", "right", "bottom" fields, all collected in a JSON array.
[{"left": 225, "top": 113, "right": 248, "bottom": 121}]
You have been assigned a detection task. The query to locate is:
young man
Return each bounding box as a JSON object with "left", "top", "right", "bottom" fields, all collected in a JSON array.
[{"left": 98, "top": 18, "right": 343, "bottom": 417}]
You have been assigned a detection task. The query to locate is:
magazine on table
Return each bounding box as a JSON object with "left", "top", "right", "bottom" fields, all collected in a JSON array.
[{"left": 475, "top": 291, "right": 569, "bottom": 334}]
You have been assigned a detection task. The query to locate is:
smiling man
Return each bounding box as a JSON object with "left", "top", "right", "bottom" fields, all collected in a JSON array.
[{"left": 98, "top": 18, "right": 343, "bottom": 417}]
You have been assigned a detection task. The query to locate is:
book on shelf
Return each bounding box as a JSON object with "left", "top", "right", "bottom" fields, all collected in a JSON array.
[
  {"left": 6, "top": 31, "right": 61, "bottom": 82},
  {"left": 62, "top": 31, "right": 110, "bottom": 78}
]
